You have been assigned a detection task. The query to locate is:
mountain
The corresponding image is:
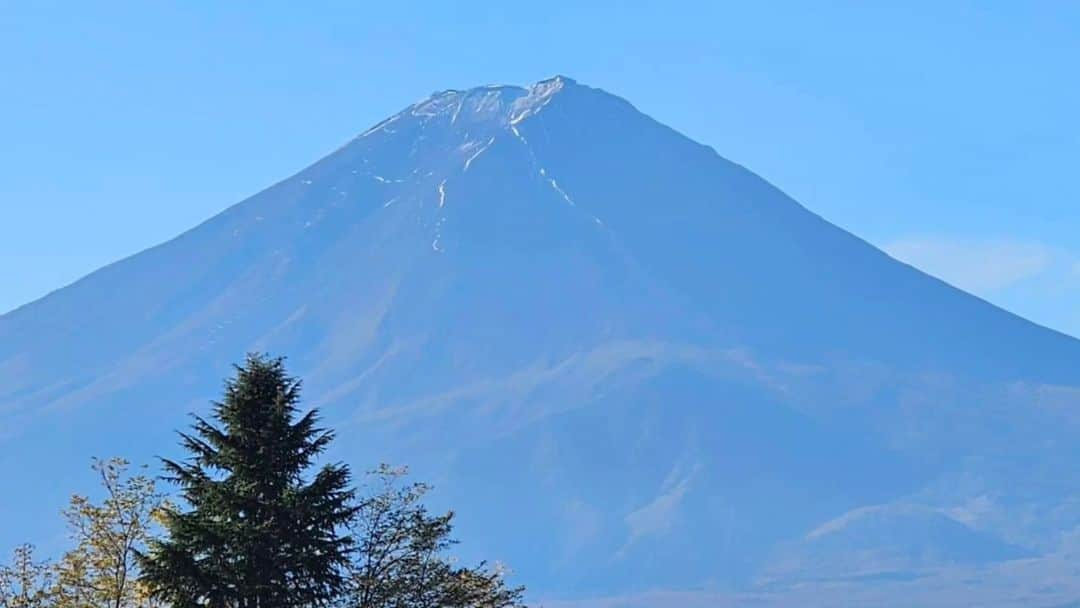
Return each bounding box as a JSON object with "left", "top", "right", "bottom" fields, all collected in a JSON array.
[
  {"left": 3, "top": 76, "right": 1080, "bottom": 606},
  {"left": 767, "top": 502, "right": 1032, "bottom": 580}
]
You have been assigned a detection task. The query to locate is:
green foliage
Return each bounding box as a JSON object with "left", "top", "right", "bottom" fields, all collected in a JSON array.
[
  {"left": 347, "top": 465, "right": 525, "bottom": 608},
  {"left": 8, "top": 353, "right": 527, "bottom": 608},
  {"left": 138, "top": 354, "right": 358, "bottom": 608},
  {"left": 0, "top": 545, "right": 54, "bottom": 608}
]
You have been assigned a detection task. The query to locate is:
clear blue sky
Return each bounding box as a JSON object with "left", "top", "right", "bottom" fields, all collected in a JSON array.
[{"left": 2, "top": 2, "right": 1078, "bottom": 336}]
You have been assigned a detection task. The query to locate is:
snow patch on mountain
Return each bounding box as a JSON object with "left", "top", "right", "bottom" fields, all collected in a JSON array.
[
  {"left": 510, "top": 76, "right": 571, "bottom": 125},
  {"left": 464, "top": 137, "right": 496, "bottom": 171},
  {"left": 399, "top": 75, "right": 574, "bottom": 131}
]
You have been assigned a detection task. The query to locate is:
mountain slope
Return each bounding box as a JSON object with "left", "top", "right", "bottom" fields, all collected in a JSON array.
[{"left": 2, "top": 76, "right": 1079, "bottom": 604}]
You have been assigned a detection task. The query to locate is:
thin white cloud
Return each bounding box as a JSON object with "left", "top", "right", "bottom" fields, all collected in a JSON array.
[
  {"left": 883, "top": 236, "right": 1060, "bottom": 293},
  {"left": 882, "top": 235, "right": 1080, "bottom": 338}
]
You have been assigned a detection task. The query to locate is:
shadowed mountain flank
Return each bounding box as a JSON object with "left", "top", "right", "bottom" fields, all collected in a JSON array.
[{"left": 3, "top": 77, "right": 1080, "bottom": 604}]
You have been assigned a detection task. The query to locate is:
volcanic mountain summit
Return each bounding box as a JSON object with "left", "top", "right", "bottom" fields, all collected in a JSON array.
[{"left": 3, "top": 76, "right": 1080, "bottom": 606}]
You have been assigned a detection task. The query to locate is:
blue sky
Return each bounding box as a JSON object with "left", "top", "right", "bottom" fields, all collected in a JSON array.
[{"left": 2, "top": 2, "right": 1078, "bottom": 336}]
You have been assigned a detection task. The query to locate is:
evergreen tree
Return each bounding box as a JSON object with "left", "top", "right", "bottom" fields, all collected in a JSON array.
[{"left": 138, "top": 354, "right": 358, "bottom": 608}]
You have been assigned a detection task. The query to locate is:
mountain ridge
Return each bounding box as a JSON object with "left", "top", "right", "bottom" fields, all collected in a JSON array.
[{"left": 3, "top": 76, "right": 1080, "bottom": 606}]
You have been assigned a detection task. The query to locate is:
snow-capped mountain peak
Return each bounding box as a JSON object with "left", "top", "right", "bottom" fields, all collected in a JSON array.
[{"left": 3, "top": 76, "right": 1080, "bottom": 606}]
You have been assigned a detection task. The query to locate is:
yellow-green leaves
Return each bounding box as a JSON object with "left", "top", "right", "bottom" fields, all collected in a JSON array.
[
  {"left": 54, "top": 458, "right": 165, "bottom": 608},
  {"left": 0, "top": 545, "right": 53, "bottom": 608}
]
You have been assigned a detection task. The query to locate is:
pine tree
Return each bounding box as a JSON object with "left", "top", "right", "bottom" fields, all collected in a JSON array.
[{"left": 138, "top": 354, "right": 358, "bottom": 608}]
